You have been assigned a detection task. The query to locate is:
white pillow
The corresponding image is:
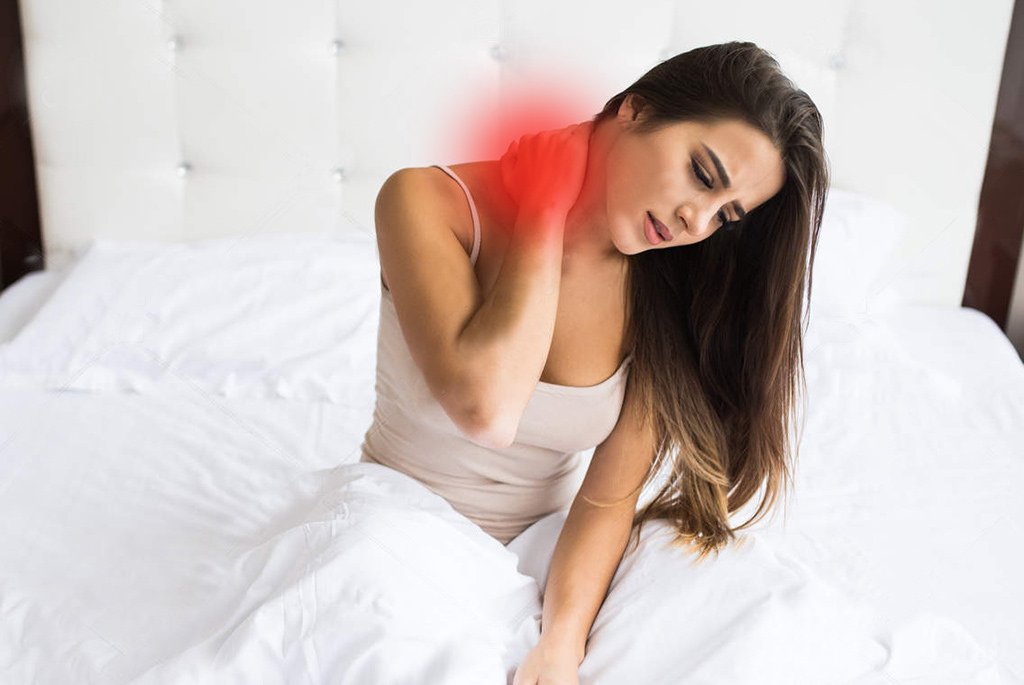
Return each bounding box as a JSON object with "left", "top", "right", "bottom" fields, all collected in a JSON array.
[
  {"left": 0, "top": 228, "right": 381, "bottom": 404},
  {"left": 806, "top": 187, "right": 910, "bottom": 318},
  {"left": 0, "top": 268, "right": 72, "bottom": 344}
]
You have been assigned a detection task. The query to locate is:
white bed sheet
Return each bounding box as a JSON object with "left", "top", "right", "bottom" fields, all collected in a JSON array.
[{"left": 0, "top": 280, "right": 1022, "bottom": 683}]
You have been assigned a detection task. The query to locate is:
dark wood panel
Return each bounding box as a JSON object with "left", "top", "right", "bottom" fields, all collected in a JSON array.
[
  {"left": 0, "top": 0, "right": 44, "bottom": 293},
  {"left": 964, "top": 0, "right": 1024, "bottom": 327}
]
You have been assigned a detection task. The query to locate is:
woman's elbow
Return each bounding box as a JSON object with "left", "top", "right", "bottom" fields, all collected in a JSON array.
[
  {"left": 444, "top": 376, "right": 517, "bottom": 449},
  {"left": 458, "top": 394, "right": 518, "bottom": 449}
]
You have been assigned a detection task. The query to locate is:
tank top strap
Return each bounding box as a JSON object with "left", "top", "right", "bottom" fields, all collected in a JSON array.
[{"left": 431, "top": 165, "right": 481, "bottom": 266}]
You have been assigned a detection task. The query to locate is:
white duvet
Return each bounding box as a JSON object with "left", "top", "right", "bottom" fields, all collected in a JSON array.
[
  {"left": 0, "top": 231, "right": 1021, "bottom": 683},
  {"left": 0, "top": 384, "right": 1005, "bottom": 684}
]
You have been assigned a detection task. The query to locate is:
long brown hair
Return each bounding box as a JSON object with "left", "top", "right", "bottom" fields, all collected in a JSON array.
[{"left": 594, "top": 42, "right": 830, "bottom": 562}]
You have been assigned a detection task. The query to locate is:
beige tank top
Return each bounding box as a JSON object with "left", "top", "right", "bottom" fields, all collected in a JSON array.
[{"left": 359, "top": 164, "right": 633, "bottom": 545}]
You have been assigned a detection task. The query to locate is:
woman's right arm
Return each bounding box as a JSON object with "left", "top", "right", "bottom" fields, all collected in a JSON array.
[
  {"left": 462, "top": 121, "right": 593, "bottom": 446},
  {"left": 374, "top": 170, "right": 566, "bottom": 450},
  {"left": 456, "top": 206, "right": 567, "bottom": 448},
  {"left": 375, "top": 122, "right": 591, "bottom": 449}
]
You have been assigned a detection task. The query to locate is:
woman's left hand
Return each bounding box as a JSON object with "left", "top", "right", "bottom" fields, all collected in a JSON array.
[{"left": 512, "top": 641, "right": 582, "bottom": 685}]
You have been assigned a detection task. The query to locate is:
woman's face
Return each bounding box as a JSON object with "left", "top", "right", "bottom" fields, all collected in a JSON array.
[{"left": 603, "top": 97, "right": 787, "bottom": 254}]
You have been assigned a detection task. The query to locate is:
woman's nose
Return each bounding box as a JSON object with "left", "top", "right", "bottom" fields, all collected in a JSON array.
[{"left": 679, "top": 204, "right": 716, "bottom": 238}]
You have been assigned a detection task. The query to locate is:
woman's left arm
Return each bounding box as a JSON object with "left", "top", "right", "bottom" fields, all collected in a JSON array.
[
  {"left": 534, "top": 373, "right": 657, "bottom": 664},
  {"left": 535, "top": 495, "right": 639, "bottom": 662},
  {"left": 512, "top": 497, "right": 637, "bottom": 684}
]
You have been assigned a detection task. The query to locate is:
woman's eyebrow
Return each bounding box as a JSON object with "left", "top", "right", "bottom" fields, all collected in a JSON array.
[
  {"left": 700, "top": 142, "right": 733, "bottom": 187},
  {"left": 700, "top": 142, "right": 747, "bottom": 219},
  {"left": 700, "top": 142, "right": 731, "bottom": 187}
]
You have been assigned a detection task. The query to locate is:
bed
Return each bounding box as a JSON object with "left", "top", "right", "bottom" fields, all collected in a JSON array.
[{"left": 1, "top": 0, "right": 1023, "bottom": 683}]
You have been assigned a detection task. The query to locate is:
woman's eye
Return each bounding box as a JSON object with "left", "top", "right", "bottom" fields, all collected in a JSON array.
[
  {"left": 692, "top": 159, "right": 729, "bottom": 225},
  {"left": 691, "top": 159, "right": 713, "bottom": 189}
]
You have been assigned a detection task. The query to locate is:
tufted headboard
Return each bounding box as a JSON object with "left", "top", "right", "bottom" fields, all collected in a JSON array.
[{"left": 1, "top": 0, "right": 1019, "bottom": 314}]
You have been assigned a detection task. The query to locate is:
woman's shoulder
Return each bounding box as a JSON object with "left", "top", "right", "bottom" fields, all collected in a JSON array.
[
  {"left": 385, "top": 165, "right": 476, "bottom": 258},
  {"left": 394, "top": 165, "right": 469, "bottom": 211},
  {"left": 413, "top": 164, "right": 497, "bottom": 256}
]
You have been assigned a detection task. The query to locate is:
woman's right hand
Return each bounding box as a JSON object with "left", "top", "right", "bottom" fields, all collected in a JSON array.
[{"left": 499, "top": 120, "right": 593, "bottom": 220}]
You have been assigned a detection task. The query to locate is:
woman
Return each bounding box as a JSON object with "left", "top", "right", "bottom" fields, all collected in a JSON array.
[{"left": 363, "top": 40, "right": 828, "bottom": 683}]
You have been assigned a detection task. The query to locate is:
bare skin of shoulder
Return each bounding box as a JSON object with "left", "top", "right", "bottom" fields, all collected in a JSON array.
[{"left": 434, "top": 161, "right": 631, "bottom": 389}]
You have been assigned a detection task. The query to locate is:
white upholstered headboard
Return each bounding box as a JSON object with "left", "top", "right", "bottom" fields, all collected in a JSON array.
[{"left": 16, "top": 0, "right": 1015, "bottom": 308}]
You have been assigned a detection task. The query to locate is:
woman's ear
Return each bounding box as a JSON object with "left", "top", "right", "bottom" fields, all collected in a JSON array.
[{"left": 617, "top": 93, "right": 646, "bottom": 128}]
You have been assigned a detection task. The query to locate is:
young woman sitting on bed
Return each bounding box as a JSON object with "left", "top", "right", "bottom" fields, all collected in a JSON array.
[{"left": 371, "top": 41, "right": 828, "bottom": 683}]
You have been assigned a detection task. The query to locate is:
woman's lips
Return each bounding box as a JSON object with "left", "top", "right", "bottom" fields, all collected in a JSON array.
[
  {"left": 644, "top": 212, "right": 664, "bottom": 245},
  {"left": 646, "top": 212, "right": 673, "bottom": 243},
  {"left": 650, "top": 213, "right": 673, "bottom": 241}
]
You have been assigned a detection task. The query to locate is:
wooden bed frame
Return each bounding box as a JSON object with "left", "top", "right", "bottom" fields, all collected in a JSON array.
[
  {"left": 0, "top": 0, "right": 44, "bottom": 291},
  {"left": 1, "top": 0, "right": 1022, "bottom": 334},
  {"left": 963, "top": 0, "right": 1024, "bottom": 329}
]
